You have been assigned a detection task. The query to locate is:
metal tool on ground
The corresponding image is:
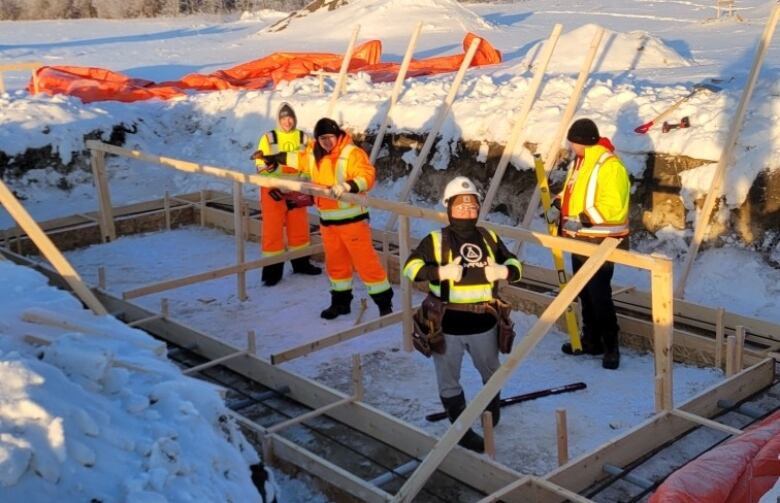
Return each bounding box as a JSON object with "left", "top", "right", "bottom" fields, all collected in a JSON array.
[
  {"left": 634, "top": 83, "right": 721, "bottom": 134},
  {"left": 533, "top": 154, "right": 582, "bottom": 353},
  {"left": 425, "top": 382, "right": 587, "bottom": 422},
  {"left": 662, "top": 116, "right": 690, "bottom": 133}
]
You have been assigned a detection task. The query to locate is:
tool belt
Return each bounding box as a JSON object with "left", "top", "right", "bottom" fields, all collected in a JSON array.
[
  {"left": 283, "top": 191, "right": 314, "bottom": 208},
  {"left": 412, "top": 294, "right": 516, "bottom": 357}
]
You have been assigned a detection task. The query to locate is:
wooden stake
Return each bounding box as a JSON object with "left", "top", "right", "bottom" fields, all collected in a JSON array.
[
  {"left": 233, "top": 181, "right": 247, "bottom": 301},
  {"left": 715, "top": 307, "right": 725, "bottom": 370},
  {"left": 517, "top": 27, "right": 605, "bottom": 231},
  {"left": 0, "top": 180, "right": 107, "bottom": 315},
  {"left": 199, "top": 190, "right": 207, "bottom": 226},
  {"left": 14, "top": 226, "right": 22, "bottom": 254},
  {"left": 352, "top": 354, "right": 364, "bottom": 401},
  {"left": 399, "top": 215, "right": 414, "bottom": 352},
  {"left": 163, "top": 190, "right": 171, "bottom": 230},
  {"left": 247, "top": 330, "right": 257, "bottom": 356},
  {"left": 651, "top": 254, "right": 674, "bottom": 412},
  {"left": 479, "top": 24, "right": 563, "bottom": 221},
  {"left": 482, "top": 412, "right": 496, "bottom": 460},
  {"left": 89, "top": 149, "right": 116, "bottom": 242},
  {"left": 391, "top": 238, "right": 618, "bottom": 503},
  {"left": 725, "top": 335, "right": 736, "bottom": 377},
  {"left": 556, "top": 408, "right": 569, "bottom": 466},
  {"left": 384, "top": 37, "right": 481, "bottom": 231},
  {"left": 675, "top": 3, "right": 780, "bottom": 298},
  {"left": 98, "top": 266, "right": 106, "bottom": 290},
  {"left": 353, "top": 298, "right": 368, "bottom": 326},
  {"left": 369, "top": 21, "right": 423, "bottom": 164},
  {"left": 734, "top": 325, "right": 745, "bottom": 373},
  {"left": 160, "top": 298, "right": 169, "bottom": 318},
  {"left": 327, "top": 25, "right": 360, "bottom": 117}
]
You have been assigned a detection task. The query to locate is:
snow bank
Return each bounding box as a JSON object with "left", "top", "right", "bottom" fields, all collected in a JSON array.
[
  {"left": 518, "top": 23, "right": 693, "bottom": 73},
  {"left": 0, "top": 261, "right": 270, "bottom": 502}
]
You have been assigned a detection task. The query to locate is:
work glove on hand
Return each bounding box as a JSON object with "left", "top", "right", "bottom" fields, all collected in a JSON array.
[
  {"left": 562, "top": 219, "right": 581, "bottom": 234},
  {"left": 484, "top": 256, "right": 509, "bottom": 283},
  {"left": 253, "top": 152, "right": 286, "bottom": 172},
  {"left": 438, "top": 256, "right": 463, "bottom": 283},
  {"left": 545, "top": 206, "right": 561, "bottom": 224},
  {"left": 268, "top": 188, "right": 284, "bottom": 201},
  {"left": 330, "top": 182, "right": 352, "bottom": 198},
  {"left": 578, "top": 211, "right": 593, "bottom": 228}
]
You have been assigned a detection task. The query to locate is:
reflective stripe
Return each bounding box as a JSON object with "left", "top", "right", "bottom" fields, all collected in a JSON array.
[
  {"left": 429, "top": 283, "right": 441, "bottom": 296},
  {"left": 365, "top": 279, "right": 391, "bottom": 295},
  {"left": 335, "top": 145, "right": 358, "bottom": 210},
  {"left": 504, "top": 257, "right": 522, "bottom": 273},
  {"left": 403, "top": 258, "right": 425, "bottom": 281},
  {"left": 319, "top": 206, "right": 369, "bottom": 222},
  {"left": 574, "top": 223, "right": 629, "bottom": 237},
  {"left": 262, "top": 249, "right": 285, "bottom": 257},
  {"left": 353, "top": 176, "right": 369, "bottom": 192},
  {"left": 431, "top": 231, "right": 442, "bottom": 263},
  {"left": 288, "top": 241, "right": 311, "bottom": 251},
  {"left": 448, "top": 284, "right": 494, "bottom": 304},
  {"left": 266, "top": 131, "right": 280, "bottom": 154},
  {"left": 584, "top": 152, "right": 612, "bottom": 224},
  {"left": 329, "top": 277, "right": 353, "bottom": 292}
]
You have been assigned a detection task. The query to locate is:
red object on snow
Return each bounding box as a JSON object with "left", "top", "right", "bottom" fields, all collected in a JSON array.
[
  {"left": 648, "top": 410, "right": 780, "bottom": 503},
  {"left": 27, "top": 33, "right": 500, "bottom": 103}
]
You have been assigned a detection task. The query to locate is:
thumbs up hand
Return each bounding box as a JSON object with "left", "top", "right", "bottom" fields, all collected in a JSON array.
[
  {"left": 438, "top": 256, "right": 464, "bottom": 282},
  {"left": 484, "top": 256, "right": 509, "bottom": 283}
]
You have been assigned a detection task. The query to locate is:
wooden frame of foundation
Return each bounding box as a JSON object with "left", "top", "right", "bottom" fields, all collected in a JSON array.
[{"left": 0, "top": 61, "right": 42, "bottom": 94}]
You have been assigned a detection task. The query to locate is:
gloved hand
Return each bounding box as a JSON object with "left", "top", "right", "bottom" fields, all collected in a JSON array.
[
  {"left": 545, "top": 206, "right": 561, "bottom": 224},
  {"left": 268, "top": 188, "right": 284, "bottom": 201},
  {"left": 330, "top": 182, "right": 352, "bottom": 198},
  {"left": 255, "top": 152, "right": 286, "bottom": 171},
  {"left": 578, "top": 211, "right": 593, "bottom": 228},
  {"left": 484, "top": 256, "right": 509, "bottom": 282},
  {"left": 562, "top": 219, "right": 581, "bottom": 234},
  {"left": 438, "top": 256, "right": 463, "bottom": 282}
]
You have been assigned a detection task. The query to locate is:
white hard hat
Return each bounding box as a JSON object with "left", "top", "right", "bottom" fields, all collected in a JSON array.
[{"left": 441, "top": 176, "right": 480, "bottom": 207}]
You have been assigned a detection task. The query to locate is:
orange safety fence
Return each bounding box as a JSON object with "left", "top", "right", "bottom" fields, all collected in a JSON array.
[
  {"left": 648, "top": 409, "right": 780, "bottom": 503},
  {"left": 27, "top": 33, "right": 500, "bottom": 103}
]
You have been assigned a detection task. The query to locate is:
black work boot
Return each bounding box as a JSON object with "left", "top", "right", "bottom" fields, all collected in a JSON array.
[
  {"left": 441, "top": 393, "right": 485, "bottom": 454},
  {"left": 320, "top": 290, "right": 353, "bottom": 320},
  {"left": 602, "top": 332, "right": 620, "bottom": 370},
  {"left": 291, "top": 256, "right": 322, "bottom": 275},
  {"left": 261, "top": 262, "right": 284, "bottom": 287},
  {"left": 370, "top": 289, "right": 394, "bottom": 316},
  {"left": 561, "top": 333, "right": 604, "bottom": 356},
  {"left": 486, "top": 393, "right": 501, "bottom": 427}
]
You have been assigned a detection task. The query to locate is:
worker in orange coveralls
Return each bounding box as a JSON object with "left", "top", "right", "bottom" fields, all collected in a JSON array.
[
  {"left": 253, "top": 102, "right": 321, "bottom": 286},
  {"left": 258, "top": 117, "right": 393, "bottom": 319}
]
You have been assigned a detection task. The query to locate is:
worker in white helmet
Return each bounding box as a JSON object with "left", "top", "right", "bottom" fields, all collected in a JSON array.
[{"left": 402, "top": 176, "right": 523, "bottom": 453}]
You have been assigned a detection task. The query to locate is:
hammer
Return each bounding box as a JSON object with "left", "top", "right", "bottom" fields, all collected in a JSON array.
[{"left": 662, "top": 116, "right": 691, "bottom": 133}]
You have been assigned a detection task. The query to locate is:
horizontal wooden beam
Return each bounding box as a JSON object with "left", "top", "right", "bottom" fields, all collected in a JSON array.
[
  {"left": 122, "top": 244, "right": 324, "bottom": 299},
  {"left": 669, "top": 409, "right": 743, "bottom": 436}
]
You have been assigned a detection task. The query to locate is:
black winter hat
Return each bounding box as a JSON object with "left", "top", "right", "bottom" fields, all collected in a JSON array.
[
  {"left": 314, "top": 118, "right": 343, "bottom": 139},
  {"left": 278, "top": 103, "right": 296, "bottom": 122},
  {"left": 567, "top": 118, "right": 600, "bottom": 146}
]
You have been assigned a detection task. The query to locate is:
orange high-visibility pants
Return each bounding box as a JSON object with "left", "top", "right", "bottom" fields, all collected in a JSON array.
[
  {"left": 319, "top": 219, "right": 390, "bottom": 294},
  {"left": 260, "top": 187, "right": 311, "bottom": 256}
]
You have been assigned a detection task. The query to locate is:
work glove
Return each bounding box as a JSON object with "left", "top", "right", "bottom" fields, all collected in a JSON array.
[
  {"left": 330, "top": 182, "right": 352, "bottom": 198},
  {"left": 484, "top": 256, "right": 509, "bottom": 283},
  {"left": 438, "top": 256, "right": 463, "bottom": 283},
  {"left": 562, "top": 219, "right": 581, "bottom": 234},
  {"left": 268, "top": 188, "right": 284, "bottom": 201},
  {"left": 578, "top": 211, "right": 593, "bottom": 228},
  {"left": 253, "top": 152, "right": 286, "bottom": 172}
]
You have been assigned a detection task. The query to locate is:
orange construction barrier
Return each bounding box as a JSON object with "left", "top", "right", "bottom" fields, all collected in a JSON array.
[
  {"left": 28, "top": 34, "right": 500, "bottom": 103},
  {"left": 648, "top": 410, "right": 780, "bottom": 503}
]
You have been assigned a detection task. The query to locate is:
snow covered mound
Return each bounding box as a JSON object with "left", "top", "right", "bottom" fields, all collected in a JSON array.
[
  {"left": 521, "top": 24, "right": 692, "bottom": 73},
  {"left": 266, "top": 0, "right": 492, "bottom": 37},
  {"left": 0, "top": 261, "right": 272, "bottom": 502}
]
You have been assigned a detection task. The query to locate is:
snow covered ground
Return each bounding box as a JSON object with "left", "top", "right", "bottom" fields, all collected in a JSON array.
[{"left": 0, "top": 259, "right": 269, "bottom": 502}]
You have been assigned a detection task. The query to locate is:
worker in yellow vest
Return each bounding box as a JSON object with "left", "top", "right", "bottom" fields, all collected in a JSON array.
[
  {"left": 548, "top": 118, "right": 631, "bottom": 369},
  {"left": 254, "top": 103, "right": 321, "bottom": 286}
]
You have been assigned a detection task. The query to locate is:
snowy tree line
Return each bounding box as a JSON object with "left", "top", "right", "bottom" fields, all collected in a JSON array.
[{"left": 0, "top": 0, "right": 309, "bottom": 19}]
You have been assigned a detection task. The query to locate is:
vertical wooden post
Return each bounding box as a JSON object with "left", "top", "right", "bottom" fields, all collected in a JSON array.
[
  {"left": 714, "top": 307, "right": 725, "bottom": 370},
  {"left": 651, "top": 254, "right": 674, "bottom": 412},
  {"left": 734, "top": 325, "right": 746, "bottom": 373},
  {"left": 399, "top": 215, "right": 413, "bottom": 352},
  {"left": 89, "top": 149, "right": 116, "bottom": 242},
  {"left": 384, "top": 37, "right": 482, "bottom": 232},
  {"left": 725, "top": 335, "right": 737, "bottom": 377},
  {"left": 247, "top": 330, "right": 257, "bottom": 356},
  {"left": 318, "top": 72, "right": 325, "bottom": 94},
  {"left": 163, "top": 190, "right": 171, "bottom": 231},
  {"left": 327, "top": 25, "right": 361, "bottom": 117},
  {"left": 160, "top": 297, "right": 169, "bottom": 318},
  {"left": 14, "top": 226, "right": 22, "bottom": 254},
  {"left": 556, "top": 409, "right": 569, "bottom": 466},
  {"left": 482, "top": 412, "right": 496, "bottom": 460},
  {"left": 479, "top": 24, "right": 563, "bottom": 221},
  {"left": 199, "top": 190, "right": 207, "bottom": 227},
  {"left": 0, "top": 179, "right": 107, "bottom": 315},
  {"left": 352, "top": 354, "right": 364, "bottom": 401},
  {"left": 369, "top": 21, "right": 423, "bottom": 164},
  {"left": 98, "top": 266, "right": 106, "bottom": 290},
  {"left": 31, "top": 67, "right": 40, "bottom": 95},
  {"left": 0, "top": 72, "right": 5, "bottom": 94},
  {"left": 242, "top": 202, "right": 249, "bottom": 242},
  {"left": 233, "top": 181, "right": 247, "bottom": 301},
  {"left": 675, "top": 3, "right": 780, "bottom": 298}
]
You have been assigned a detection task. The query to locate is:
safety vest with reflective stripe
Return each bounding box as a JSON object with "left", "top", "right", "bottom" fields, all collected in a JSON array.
[
  {"left": 429, "top": 229, "right": 497, "bottom": 304},
  {"left": 255, "top": 128, "right": 307, "bottom": 177},
  {"left": 285, "top": 134, "right": 375, "bottom": 223},
  {"left": 559, "top": 143, "right": 630, "bottom": 238}
]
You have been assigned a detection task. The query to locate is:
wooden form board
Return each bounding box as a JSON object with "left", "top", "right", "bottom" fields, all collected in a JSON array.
[
  {"left": 0, "top": 61, "right": 42, "bottom": 94},
  {"left": 675, "top": 3, "right": 780, "bottom": 298},
  {"left": 327, "top": 25, "right": 361, "bottom": 117}
]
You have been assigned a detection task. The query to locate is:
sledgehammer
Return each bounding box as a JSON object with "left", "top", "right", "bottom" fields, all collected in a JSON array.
[{"left": 634, "top": 83, "right": 720, "bottom": 134}]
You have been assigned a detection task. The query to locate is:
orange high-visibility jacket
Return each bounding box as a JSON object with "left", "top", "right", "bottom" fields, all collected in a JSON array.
[{"left": 285, "top": 133, "right": 375, "bottom": 223}]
